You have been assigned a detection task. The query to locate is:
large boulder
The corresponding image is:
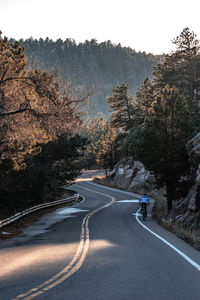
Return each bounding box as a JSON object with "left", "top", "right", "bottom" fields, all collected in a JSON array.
[
  {"left": 179, "top": 133, "right": 200, "bottom": 223},
  {"left": 186, "top": 132, "right": 200, "bottom": 170},
  {"left": 129, "top": 165, "right": 156, "bottom": 194},
  {"left": 106, "top": 157, "right": 158, "bottom": 195},
  {"left": 111, "top": 157, "right": 135, "bottom": 189}
]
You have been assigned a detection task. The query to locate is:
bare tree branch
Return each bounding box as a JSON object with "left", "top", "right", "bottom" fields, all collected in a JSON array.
[
  {"left": 0, "top": 107, "right": 29, "bottom": 116},
  {"left": 0, "top": 76, "right": 32, "bottom": 86}
]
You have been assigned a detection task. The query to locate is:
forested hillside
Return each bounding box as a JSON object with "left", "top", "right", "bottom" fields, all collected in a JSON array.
[{"left": 17, "top": 38, "right": 163, "bottom": 118}]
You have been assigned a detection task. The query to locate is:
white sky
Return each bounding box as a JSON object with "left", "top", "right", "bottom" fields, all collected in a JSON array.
[{"left": 0, "top": 0, "right": 200, "bottom": 54}]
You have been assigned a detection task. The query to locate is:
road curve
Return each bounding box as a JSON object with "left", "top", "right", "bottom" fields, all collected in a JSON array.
[{"left": 1, "top": 173, "right": 200, "bottom": 300}]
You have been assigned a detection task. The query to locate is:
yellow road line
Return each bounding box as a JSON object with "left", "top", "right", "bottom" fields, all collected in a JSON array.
[{"left": 12, "top": 185, "right": 115, "bottom": 300}]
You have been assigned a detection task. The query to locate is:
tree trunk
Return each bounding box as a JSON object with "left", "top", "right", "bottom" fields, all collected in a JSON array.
[
  {"left": 166, "top": 180, "right": 175, "bottom": 212},
  {"left": 104, "top": 163, "right": 108, "bottom": 177}
]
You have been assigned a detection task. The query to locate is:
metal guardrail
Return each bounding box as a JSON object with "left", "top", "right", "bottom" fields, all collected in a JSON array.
[{"left": 0, "top": 193, "right": 80, "bottom": 229}]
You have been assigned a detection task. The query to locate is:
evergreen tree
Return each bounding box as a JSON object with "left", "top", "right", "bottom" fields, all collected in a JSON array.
[
  {"left": 80, "top": 117, "right": 107, "bottom": 169},
  {"left": 107, "top": 84, "right": 135, "bottom": 130},
  {"left": 153, "top": 28, "right": 200, "bottom": 108},
  {"left": 94, "top": 122, "right": 117, "bottom": 175},
  {"left": 132, "top": 85, "right": 195, "bottom": 210},
  {"left": 134, "top": 77, "right": 154, "bottom": 126}
]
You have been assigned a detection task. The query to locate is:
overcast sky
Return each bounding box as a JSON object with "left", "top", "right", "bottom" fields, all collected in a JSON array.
[{"left": 0, "top": 0, "right": 200, "bottom": 54}]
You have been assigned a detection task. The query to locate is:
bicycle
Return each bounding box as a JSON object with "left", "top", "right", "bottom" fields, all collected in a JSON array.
[{"left": 140, "top": 203, "right": 147, "bottom": 221}]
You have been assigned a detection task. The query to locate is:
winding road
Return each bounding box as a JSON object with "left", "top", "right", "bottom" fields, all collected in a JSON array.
[{"left": 1, "top": 171, "right": 200, "bottom": 300}]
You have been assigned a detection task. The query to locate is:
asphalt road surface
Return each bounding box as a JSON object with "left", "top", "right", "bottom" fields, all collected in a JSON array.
[{"left": 1, "top": 170, "right": 200, "bottom": 300}]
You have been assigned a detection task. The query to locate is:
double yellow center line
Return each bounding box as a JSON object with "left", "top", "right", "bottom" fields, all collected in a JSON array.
[{"left": 13, "top": 186, "right": 115, "bottom": 300}]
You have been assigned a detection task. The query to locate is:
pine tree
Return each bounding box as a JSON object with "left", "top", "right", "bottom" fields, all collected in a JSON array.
[
  {"left": 153, "top": 28, "right": 200, "bottom": 107},
  {"left": 107, "top": 84, "right": 135, "bottom": 131},
  {"left": 133, "top": 85, "right": 194, "bottom": 210},
  {"left": 134, "top": 77, "right": 154, "bottom": 126},
  {"left": 94, "top": 122, "right": 117, "bottom": 175},
  {"left": 81, "top": 117, "right": 107, "bottom": 168}
]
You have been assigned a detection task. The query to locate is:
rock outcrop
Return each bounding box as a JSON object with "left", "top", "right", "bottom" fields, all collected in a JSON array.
[
  {"left": 156, "top": 133, "right": 200, "bottom": 249},
  {"left": 105, "top": 157, "right": 155, "bottom": 193},
  {"left": 171, "top": 133, "right": 200, "bottom": 227}
]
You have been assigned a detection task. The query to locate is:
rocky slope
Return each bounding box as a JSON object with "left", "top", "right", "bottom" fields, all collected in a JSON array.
[{"left": 166, "top": 133, "right": 200, "bottom": 249}]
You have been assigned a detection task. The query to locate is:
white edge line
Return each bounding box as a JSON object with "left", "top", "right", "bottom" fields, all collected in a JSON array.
[
  {"left": 135, "top": 208, "right": 200, "bottom": 272},
  {"left": 118, "top": 200, "right": 139, "bottom": 203}
]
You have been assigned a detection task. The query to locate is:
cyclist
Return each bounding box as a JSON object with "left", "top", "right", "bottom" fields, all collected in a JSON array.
[{"left": 139, "top": 193, "right": 150, "bottom": 220}]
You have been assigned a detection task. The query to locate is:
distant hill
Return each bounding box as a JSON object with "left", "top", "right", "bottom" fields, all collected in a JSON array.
[{"left": 17, "top": 38, "right": 163, "bottom": 119}]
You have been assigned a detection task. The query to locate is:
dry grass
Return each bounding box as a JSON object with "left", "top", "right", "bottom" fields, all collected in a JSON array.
[{"left": 157, "top": 218, "right": 200, "bottom": 250}]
